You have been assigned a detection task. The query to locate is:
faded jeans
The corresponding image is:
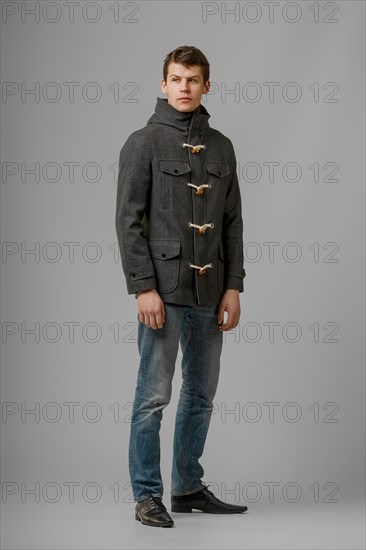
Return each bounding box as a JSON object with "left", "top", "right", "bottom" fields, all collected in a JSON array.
[{"left": 128, "top": 303, "right": 223, "bottom": 502}]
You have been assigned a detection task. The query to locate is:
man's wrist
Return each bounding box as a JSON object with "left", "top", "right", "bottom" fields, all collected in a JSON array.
[
  {"left": 135, "top": 288, "right": 155, "bottom": 298},
  {"left": 225, "top": 288, "right": 239, "bottom": 293}
]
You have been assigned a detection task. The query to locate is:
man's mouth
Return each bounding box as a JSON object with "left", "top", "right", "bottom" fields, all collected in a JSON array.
[{"left": 179, "top": 98, "right": 191, "bottom": 101}]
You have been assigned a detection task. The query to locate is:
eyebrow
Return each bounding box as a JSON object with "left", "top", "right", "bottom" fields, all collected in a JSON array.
[{"left": 169, "top": 74, "right": 200, "bottom": 78}]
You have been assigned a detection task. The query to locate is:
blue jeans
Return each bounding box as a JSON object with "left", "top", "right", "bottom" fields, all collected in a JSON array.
[{"left": 128, "top": 303, "right": 223, "bottom": 502}]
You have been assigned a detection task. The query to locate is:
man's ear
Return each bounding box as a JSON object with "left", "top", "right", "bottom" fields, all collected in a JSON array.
[
  {"left": 203, "top": 80, "right": 210, "bottom": 94},
  {"left": 160, "top": 79, "right": 167, "bottom": 94}
]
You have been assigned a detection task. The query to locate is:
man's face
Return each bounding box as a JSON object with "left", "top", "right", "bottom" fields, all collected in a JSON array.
[{"left": 160, "top": 62, "right": 210, "bottom": 113}]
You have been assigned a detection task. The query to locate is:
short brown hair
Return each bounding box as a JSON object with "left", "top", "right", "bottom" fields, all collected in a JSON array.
[{"left": 163, "top": 45, "right": 210, "bottom": 84}]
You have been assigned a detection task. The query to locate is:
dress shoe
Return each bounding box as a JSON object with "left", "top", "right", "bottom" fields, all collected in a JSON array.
[
  {"left": 135, "top": 495, "right": 174, "bottom": 527},
  {"left": 171, "top": 483, "right": 248, "bottom": 514}
]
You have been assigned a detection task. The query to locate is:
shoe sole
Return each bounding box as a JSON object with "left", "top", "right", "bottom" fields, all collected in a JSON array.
[
  {"left": 135, "top": 512, "right": 174, "bottom": 527},
  {"left": 171, "top": 504, "right": 248, "bottom": 514}
]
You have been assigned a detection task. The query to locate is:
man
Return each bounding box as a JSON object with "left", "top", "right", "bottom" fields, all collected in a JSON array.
[{"left": 115, "top": 45, "right": 248, "bottom": 527}]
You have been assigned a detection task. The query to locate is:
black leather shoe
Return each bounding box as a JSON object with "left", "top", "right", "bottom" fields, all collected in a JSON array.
[
  {"left": 135, "top": 495, "right": 174, "bottom": 527},
  {"left": 171, "top": 483, "right": 248, "bottom": 514}
]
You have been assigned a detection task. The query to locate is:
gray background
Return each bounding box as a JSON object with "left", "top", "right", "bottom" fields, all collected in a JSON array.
[{"left": 1, "top": 0, "right": 365, "bottom": 548}]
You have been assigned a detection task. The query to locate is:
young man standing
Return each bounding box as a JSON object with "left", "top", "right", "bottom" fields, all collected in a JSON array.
[{"left": 115, "top": 45, "right": 247, "bottom": 527}]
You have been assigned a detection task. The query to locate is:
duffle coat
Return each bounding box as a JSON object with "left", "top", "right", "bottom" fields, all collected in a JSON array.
[{"left": 115, "top": 97, "right": 246, "bottom": 306}]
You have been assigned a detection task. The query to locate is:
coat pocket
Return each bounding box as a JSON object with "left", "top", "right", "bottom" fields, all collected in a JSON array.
[
  {"left": 205, "top": 162, "right": 231, "bottom": 179},
  {"left": 159, "top": 160, "right": 191, "bottom": 209},
  {"left": 148, "top": 239, "right": 181, "bottom": 293}
]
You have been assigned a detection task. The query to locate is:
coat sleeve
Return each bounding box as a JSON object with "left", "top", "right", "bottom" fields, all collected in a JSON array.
[
  {"left": 115, "top": 131, "right": 157, "bottom": 295},
  {"left": 223, "top": 139, "right": 246, "bottom": 292}
]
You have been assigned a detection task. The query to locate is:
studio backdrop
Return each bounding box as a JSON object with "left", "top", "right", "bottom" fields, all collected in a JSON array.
[{"left": 1, "top": 1, "right": 365, "bottom": 549}]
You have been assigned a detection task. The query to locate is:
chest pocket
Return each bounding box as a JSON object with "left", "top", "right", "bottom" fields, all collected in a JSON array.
[
  {"left": 205, "top": 162, "right": 231, "bottom": 179},
  {"left": 159, "top": 159, "right": 191, "bottom": 209}
]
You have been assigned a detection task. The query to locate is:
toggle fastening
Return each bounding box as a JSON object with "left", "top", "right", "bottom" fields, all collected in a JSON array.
[
  {"left": 188, "top": 222, "right": 214, "bottom": 234},
  {"left": 189, "top": 262, "right": 213, "bottom": 275},
  {"left": 187, "top": 183, "right": 210, "bottom": 196},
  {"left": 182, "top": 143, "right": 206, "bottom": 154}
]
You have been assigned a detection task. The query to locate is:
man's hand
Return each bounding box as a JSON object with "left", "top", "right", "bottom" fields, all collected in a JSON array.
[
  {"left": 217, "top": 289, "right": 241, "bottom": 331},
  {"left": 137, "top": 289, "right": 165, "bottom": 329}
]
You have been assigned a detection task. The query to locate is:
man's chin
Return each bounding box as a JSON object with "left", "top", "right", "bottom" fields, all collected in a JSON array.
[{"left": 173, "top": 101, "right": 198, "bottom": 113}]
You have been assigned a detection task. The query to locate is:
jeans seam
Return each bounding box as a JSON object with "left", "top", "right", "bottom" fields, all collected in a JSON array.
[{"left": 181, "top": 310, "right": 197, "bottom": 491}]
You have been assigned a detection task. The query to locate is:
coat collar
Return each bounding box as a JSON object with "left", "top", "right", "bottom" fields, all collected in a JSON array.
[{"left": 147, "top": 97, "right": 211, "bottom": 138}]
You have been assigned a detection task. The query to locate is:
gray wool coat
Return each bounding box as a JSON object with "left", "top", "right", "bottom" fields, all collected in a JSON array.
[{"left": 115, "top": 97, "right": 246, "bottom": 307}]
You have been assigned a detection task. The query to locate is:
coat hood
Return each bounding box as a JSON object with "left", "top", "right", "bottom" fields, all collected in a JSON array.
[{"left": 146, "top": 97, "right": 211, "bottom": 134}]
